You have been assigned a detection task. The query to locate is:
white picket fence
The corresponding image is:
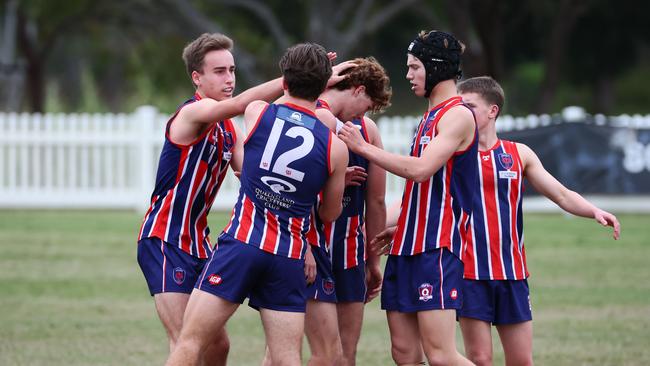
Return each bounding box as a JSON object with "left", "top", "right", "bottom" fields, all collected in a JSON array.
[{"left": 1, "top": 106, "right": 649, "bottom": 212}]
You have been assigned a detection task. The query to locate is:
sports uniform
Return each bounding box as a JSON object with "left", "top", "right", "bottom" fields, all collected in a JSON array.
[
  {"left": 196, "top": 103, "right": 333, "bottom": 312},
  {"left": 459, "top": 139, "right": 532, "bottom": 324},
  {"left": 304, "top": 100, "right": 370, "bottom": 303},
  {"left": 137, "top": 93, "right": 237, "bottom": 295},
  {"left": 381, "top": 96, "right": 478, "bottom": 312}
]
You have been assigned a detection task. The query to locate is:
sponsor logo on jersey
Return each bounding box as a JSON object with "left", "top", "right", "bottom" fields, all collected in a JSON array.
[
  {"left": 322, "top": 278, "right": 335, "bottom": 295},
  {"left": 450, "top": 288, "right": 458, "bottom": 300},
  {"left": 261, "top": 176, "right": 297, "bottom": 194},
  {"left": 418, "top": 283, "right": 433, "bottom": 301},
  {"left": 208, "top": 274, "right": 222, "bottom": 286},
  {"left": 498, "top": 153, "right": 514, "bottom": 170},
  {"left": 173, "top": 267, "right": 186, "bottom": 285}
]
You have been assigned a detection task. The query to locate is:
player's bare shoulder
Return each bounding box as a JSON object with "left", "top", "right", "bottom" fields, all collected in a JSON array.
[{"left": 361, "top": 116, "right": 383, "bottom": 147}]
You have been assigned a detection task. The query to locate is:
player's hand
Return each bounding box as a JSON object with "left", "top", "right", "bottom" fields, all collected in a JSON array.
[
  {"left": 327, "top": 52, "right": 337, "bottom": 62},
  {"left": 338, "top": 122, "right": 367, "bottom": 155},
  {"left": 304, "top": 245, "right": 317, "bottom": 284},
  {"left": 327, "top": 60, "right": 357, "bottom": 87},
  {"left": 365, "top": 263, "right": 383, "bottom": 303},
  {"left": 345, "top": 166, "right": 367, "bottom": 187},
  {"left": 370, "top": 226, "right": 396, "bottom": 256},
  {"left": 594, "top": 209, "right": 621, "bottom": 240}
]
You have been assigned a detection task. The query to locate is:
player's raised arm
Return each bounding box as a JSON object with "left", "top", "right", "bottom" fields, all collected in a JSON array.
[
  {"left": 338, "top": 105, "right": 474, "bottom": 183},
  {"left": 177, "top": 78, "right": 283, "bottom": 127},
  {"left": 518, "top": 142, "right": 621, "bottom": 239},
  {"left": 318, "top": 135, "right": 348, "bottom": 222}
]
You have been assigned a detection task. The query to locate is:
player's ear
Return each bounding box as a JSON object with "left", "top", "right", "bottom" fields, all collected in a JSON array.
[
  {"left": 354, "top": 85, "right": 366, "bottom": 96},
  {"left": 489, "top": 104, "right": 499, "bottom": 119},
  {"left": 282, "top": 78, "right": 288, "bottom": 91},
  {"left": 191, "top": 70, "right": 201, "bottom": 88}
]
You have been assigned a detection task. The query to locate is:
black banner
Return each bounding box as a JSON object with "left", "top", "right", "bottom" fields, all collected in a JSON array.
[{"left": 499, "top": 115, "right": 650, "bottom": 194}]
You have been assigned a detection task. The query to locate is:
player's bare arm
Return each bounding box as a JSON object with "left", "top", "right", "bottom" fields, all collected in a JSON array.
[
  {"left": 318, "top": 135, "right": 348, "bottom": 222},
  {"left": 229, "top": 123, "right": 246, "bottom": 174},
  {"left": 518, "top": 142, "right": 621, "bottom": 239},
  {"left": 338, "top": 106, "right": 474, "bottom": 182},
  {"left": 362, "top": 118, "right": 386, "bottom": 302}
]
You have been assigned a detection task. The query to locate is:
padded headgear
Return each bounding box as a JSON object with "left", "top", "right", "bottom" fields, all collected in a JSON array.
[{"left": 407, "top": 31, "right": 463, "bottom": 98}]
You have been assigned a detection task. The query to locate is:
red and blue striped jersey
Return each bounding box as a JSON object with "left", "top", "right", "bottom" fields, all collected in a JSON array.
[
  {"left": 391, "top": 96, "right": 478, "bottom": 258},
  {"left": 464, "top": 139, "right": 528, "bottom": 280},
  {"left": 223, "top": 103, "right": 333, "bottom": 260},
  {"left": 138, "top": 93, "right": 237, "bottom": 259},
  {"left": 306, "top": 100, "right": 369, "bottom": 269}
]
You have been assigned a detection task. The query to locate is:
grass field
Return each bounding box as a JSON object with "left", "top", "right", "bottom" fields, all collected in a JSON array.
[{"left": 0, "top": 210, "right": 649, "bottom": 365}]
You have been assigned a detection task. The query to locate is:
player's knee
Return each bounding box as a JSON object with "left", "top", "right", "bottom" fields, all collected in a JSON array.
[
  {"left": 213, "top": 335, "right": 230, "bottom": 356},
  {"left": 505, "top": 354, "right": 533, "bottom": 366},
  {"left": 424, "top": 349, "right": 455, "bottom": 366},
  {"left": 467, "top": 348, "right": 493, "bottom": 366},
  {"left": 390, "top": 343, "right": 421, "bottom": 365}
]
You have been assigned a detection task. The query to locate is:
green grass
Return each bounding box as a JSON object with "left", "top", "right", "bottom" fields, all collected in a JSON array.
[{"left": 0, "top": 211, "right": 649, "bottom": 365}]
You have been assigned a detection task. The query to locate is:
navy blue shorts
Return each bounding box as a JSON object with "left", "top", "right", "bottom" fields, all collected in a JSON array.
[
  {"left": 458, "top": 279, "right": 532, "bottom": 325},
  {"left": 332, "top": 263, "right": 367, "bottom": 303},
  {"left": 196, "top": 233, "right": 308, "bottom": 313},
  {"left": 137, "top": 237, "right": 207, "bottom": 295},
  {"left": 381, "top": 248, "right": 463, "bottom": 312},
  {"left": 305, "top": 246, "right": 337, "bottom": 303}
]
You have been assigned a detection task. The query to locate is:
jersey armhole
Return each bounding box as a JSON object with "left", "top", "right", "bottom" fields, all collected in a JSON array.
[
  {"left": 165, "top": 103, "right": 214, "bottom": 149},
  {"left": 360, "top": 117, "right": 370, "bottom": 143},
  {"left": 327, "top": 131, "right": 334, "bottom": 176},
  {"left": 243, "top": 104, "right": 270, "bottom": 146}
]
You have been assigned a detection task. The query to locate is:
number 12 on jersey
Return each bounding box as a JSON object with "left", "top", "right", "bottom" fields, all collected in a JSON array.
[{"left": 259, "top": 118, "right": 314, "bottom": 182}]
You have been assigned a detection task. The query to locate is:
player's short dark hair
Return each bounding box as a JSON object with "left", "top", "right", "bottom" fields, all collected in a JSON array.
[
  {"left": 182, "top": 33, "right": 233, "bottom": 77},
  {"left": 279, "top": 43, "right": 332, "bottom": 102},
  {"left": 457, "top": 76, "right": 505, "bottom": 116},
  {"left": 331, "top": 57, "right": 392, "bottom": 113}
]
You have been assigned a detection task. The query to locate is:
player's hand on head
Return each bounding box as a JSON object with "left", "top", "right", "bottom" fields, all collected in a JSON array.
[
  {"left": 345, "top": 166, "right": 368, "bottom": 187},
  {"left": 365, "top": 264, "right": 383, "bottom": 303},
  {"left": 327, "top": 52, "right": 337, "bottom": 62},
  {"left": 337, "top": 122, "right": 365, "bottom": 154},
  {"left": 304, "top": 246, "right": 317, "bottom": 284},
  {"left": 327, "top": 60, "right": 358, "bottom": 87},
  {"left": 595, "top": 209, "right": 621, "bottom": 240},
  {"left": 370, "top": 226, "right": 396, "bottom": 256}
]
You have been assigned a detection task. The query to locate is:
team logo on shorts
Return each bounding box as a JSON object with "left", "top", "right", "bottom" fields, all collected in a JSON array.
[
  {"left": 322, "top": 278, "right": 335, "bottom": 295},
  {"left": 498, "top": 153, "right": 514, "bottom": 170},
  {"left": 418, "top": 283, "right": 433, "bottom": 302},
  {"left": 173, "top": 267, "right": 186, "bottom": 285},
  {"left": 208, "top": 274, "right": 222, "bottom": 286},
  {"left": 450, "top": 288, "right": 458, "bottom": 300}
]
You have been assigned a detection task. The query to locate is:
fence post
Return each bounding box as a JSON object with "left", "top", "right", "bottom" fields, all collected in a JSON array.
[{"left": 134, "top": 105, "right": 158, "bottom": 212}]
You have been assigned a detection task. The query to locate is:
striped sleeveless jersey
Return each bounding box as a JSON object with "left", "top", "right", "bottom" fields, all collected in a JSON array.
[
  {"left": 223, "top": 103, "right": 332, "bottom": 259},
  {"left": 138, "top": 94, "right": 237, "bottom": 259},
  {"left": 391, "top": 96, "right": 478, "bottom": 258},
  {"left": 464, "top": 139, "right": 528, "bottom": 280}
]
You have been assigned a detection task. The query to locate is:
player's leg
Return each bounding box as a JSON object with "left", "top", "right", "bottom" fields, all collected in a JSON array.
[
  {"left": 138, "top": 237, "right": 230, "bottom": 362},
  {"left": 381, "top": 255, "right": 425, "bottom": 365},
  {"left": 260, "top": 309, "right": 304, "bottom": 365},
  {"left": 496, "top": 322, "right": 533, "bottom": 366},
  {"left": 336, "top": 302, "right": 364, "bottom": 366},
  {"left": 494, "top": 280, "right": 533, "bottom": 366},
  {"left": 411, "top": 249, "right": 471, "bottom": 366},
  {"left": 417, "top": 309, "right": 473, "bottom": 366},
  {"left": 459, "top": 317, "right": 493, "bottom": 366},
  {"left": 165, "top": 289, "right": 239, "bottom": 366},
  {"left": 386, "top": 311, "right": 425, "bottom": 365},
  {"left": 305, "top": 300, "right": 343, "bottom": 365}
]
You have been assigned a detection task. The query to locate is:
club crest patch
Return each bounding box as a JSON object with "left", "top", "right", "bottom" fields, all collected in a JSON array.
[
  {"left": 223, "top": 130, "right": 234, "bottom": 150},
  {"left": 173, "top": 267, "right": 186, "bottom": 285},
  {"left": 498, "top": 153, "right": 514, "bottom": 170},
  {"left": 322, "top": 278, "right": 335, "bottom": 295},
  {"left": 418, "top": 283, "right": 433, "bottom": 302}
]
